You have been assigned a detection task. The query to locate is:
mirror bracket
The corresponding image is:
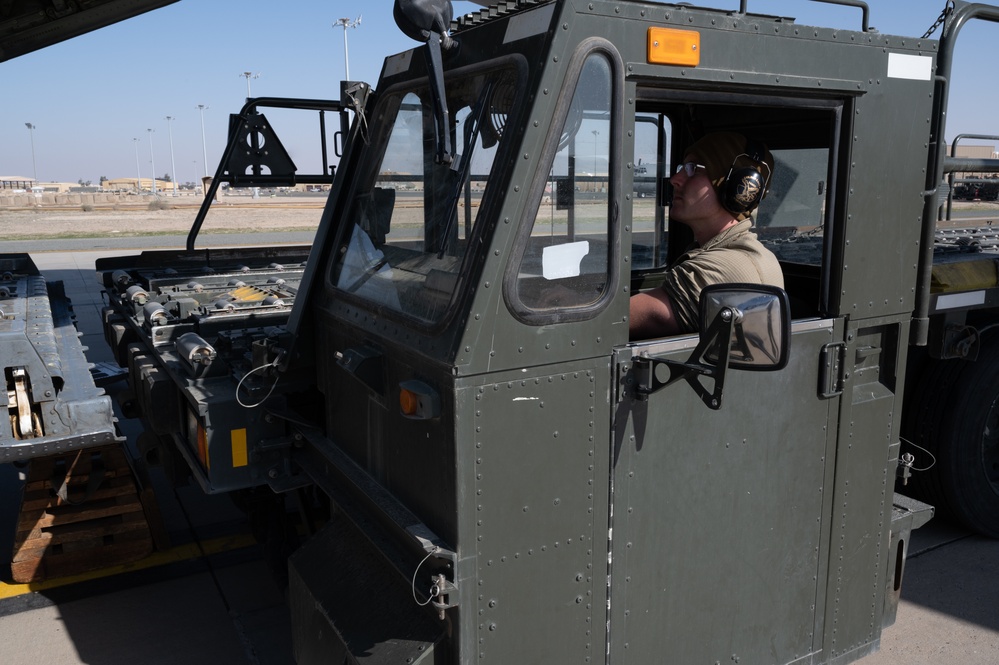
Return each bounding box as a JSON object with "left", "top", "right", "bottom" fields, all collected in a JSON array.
[{"left": 634, "top": 307, "right": 739, "bottom": 410}]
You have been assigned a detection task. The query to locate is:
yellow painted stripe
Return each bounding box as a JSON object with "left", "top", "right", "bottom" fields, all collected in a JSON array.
[
  {"left": 197, "top": 425, "right": 210, "bottom": 471},
  {"left": 0, "top": 533, "right": 256, "bottom": 600},
  {"left": 931, "top": 260, "right": 998, "bottom": 293},
  {"left": 231, "top": 428, "right": 248, "bottom": 467}
]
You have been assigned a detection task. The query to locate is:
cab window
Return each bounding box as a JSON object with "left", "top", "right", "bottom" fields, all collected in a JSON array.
[
  {"left": 507, "top": 48, "right": 620, "bottom": 322},
  {"left": 331, "top": 64, "right": 521, "bottom": 324},
  {"left": 629, "top": 93, "right": 844, "bottom": 321}
]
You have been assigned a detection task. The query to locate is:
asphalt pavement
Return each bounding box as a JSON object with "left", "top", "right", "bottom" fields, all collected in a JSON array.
[{"left": 0, "top": 245, "right": 997, "bottom": 665}]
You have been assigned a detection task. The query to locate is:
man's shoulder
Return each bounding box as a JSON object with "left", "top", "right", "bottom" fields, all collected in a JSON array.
[{"left": 691, "top": 222, "right": 784, "bottom": 286}]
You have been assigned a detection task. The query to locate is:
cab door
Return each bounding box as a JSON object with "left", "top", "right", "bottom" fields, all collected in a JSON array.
[
  {"left": 607, "top": 318, "right": 842, "bottom": 664},
  {"left": 612, "top": 101, "right": 848, "bottom": 661}
]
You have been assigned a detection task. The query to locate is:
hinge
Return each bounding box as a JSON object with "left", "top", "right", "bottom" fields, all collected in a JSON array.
[
  {"left": 819, "top": 342, "right": 847, "bottom": 398},
  {"left": 614, "top": 358, "right": 632, "bottom": 404}
]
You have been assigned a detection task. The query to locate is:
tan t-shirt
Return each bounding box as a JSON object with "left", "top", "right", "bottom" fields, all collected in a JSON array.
[{"left": 663, "top": 220, "right": 784, "bottom": 332}]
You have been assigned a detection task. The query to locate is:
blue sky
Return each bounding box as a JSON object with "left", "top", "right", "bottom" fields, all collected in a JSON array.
[{"left": 3, "top": 0, "right": 996, "bottom": 184}]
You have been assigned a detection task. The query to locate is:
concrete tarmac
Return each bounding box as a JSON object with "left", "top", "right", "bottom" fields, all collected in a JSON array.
[{"left": 1, "top": 247, "right": 998, "bottom": 664}]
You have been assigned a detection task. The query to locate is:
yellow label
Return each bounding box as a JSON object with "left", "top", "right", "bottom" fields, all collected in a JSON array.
[{"left": 231, "top": 428, "right": 248, "bottom": 467}]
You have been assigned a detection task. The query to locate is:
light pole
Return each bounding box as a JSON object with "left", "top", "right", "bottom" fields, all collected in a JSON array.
[
  {"left": 165, "top": 116, "right": 178, "bottom": 196},
  {"left": 147, "top": 128, "right": 157, "bottom": 195},
  {"left": 196, "top": 104, "right": 210, "bottom": 178},
  {"left": 133, "top": 138, "right": 141, "bottom": 192},
  {"left": 24, "top": 123, "right": 37, "bottom": 183},
  {"left": 333, "top": 16, "right": 361, "bottom": 80},
  {"left": 239, "top": 71, "right": 260, "bottom": 100}
]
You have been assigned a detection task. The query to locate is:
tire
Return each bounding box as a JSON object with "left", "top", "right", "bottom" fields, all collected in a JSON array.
[{"left": 905, "top": 342, "right": 999, "bottom": 537}]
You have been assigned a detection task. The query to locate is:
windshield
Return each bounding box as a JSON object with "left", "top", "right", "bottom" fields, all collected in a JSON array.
[{"left": 331, "top": 64, "right": 519, "bottom": 323}]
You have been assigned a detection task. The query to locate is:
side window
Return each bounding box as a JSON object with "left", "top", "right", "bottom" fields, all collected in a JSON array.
[
  {"left": 513, "top": 53, "right": 613, "bottom": 313},
  {"left": 632, "top": 112, "right": 670, "bottom": 270},
  {"left": 757, "top": 147, "right": 829, "bottom": 267},
  {"left": 331, "top": 66, "right": 518, "bottom": 324}
]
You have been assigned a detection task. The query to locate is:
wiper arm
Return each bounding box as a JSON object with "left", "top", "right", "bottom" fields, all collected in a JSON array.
[{"left": 437, "top": 81, "right": 494, "bottom": 258}]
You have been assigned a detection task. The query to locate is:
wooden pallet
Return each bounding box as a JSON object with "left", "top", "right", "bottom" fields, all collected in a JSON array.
[{"left": 11, "top": 444, "right": 160, "bottom": 583}]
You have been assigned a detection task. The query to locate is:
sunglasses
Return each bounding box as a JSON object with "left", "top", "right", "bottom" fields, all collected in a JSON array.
[{"left": 674, "top": 162, "right": 707, "bottom": 177}]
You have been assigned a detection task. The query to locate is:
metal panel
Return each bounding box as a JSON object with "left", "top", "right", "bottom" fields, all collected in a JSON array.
[
  {"left": 461, "top": 358, "right": 610, "bottom": 664},
  {"left": 838, "top": 75, "right": 934, "bottom": 319},
  {"left": 609, "top": 323, "right": 839, "bottom": 664},
  {"left": 821, "top": 321, "right": 906, "bottom": 662},
  {"left": 0, "top": 255, "right": 119, "bottom": 461},
  {"left": 288, "top": 514, "right": 443, "bottom": 665}
]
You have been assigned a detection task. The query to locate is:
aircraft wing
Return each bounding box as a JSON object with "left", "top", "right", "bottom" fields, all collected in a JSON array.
[{"left": 1, "top": 0, "right": 178, "bottom": 62}]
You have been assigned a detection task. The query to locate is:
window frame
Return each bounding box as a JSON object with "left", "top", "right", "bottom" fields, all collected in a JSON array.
[
  {"left": 503, "top": 37, "right": 625, "bottom": 326},
  {"left": 326, "top": 55, "right": 529, "bottom": 333},
  {"left": 628, "top": 87, "right": 849, "bottom": 320}
]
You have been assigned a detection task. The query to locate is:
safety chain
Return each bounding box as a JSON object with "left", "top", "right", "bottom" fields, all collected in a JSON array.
[{"left": 922, "top": 0, "right": 955, "bottom": 39}]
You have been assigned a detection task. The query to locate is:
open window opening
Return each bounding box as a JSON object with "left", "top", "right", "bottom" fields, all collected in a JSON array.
[{"left": 630, "top": 92, "right": 845, "bottom": 322}]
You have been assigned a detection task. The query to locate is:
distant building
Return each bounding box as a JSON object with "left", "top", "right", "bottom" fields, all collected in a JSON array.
[
  {"left": 0, "top": 178, "right": 76, "bottom": 193},
  {"left": 102, "top": 177, "right": 172, "bottom": 192},
  {"left": 0, "top": 176, "right": 34, "bottom": 190}
]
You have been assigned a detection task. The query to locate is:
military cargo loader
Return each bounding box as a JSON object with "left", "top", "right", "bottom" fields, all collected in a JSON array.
[{"left": 93, "top": 1, "right": 999, "bottom": 663}]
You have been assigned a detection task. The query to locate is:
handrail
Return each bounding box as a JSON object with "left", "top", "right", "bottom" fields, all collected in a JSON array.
[
  {"left": 914, "top": 1, "right": 999, "bottom": 346},
  {"left": 185, "top": 96, "right": 347, "bottom": 251},
  {"left": 945, "top": 133, "right": 999, "bottom": 218},
  {"left": 738, "top": 0, "right": 870, "bottom": 32}
]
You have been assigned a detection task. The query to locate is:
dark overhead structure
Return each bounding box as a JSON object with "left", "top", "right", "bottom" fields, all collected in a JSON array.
[{"left": 0, "top": 0, "right": 178, "bottom": 62}]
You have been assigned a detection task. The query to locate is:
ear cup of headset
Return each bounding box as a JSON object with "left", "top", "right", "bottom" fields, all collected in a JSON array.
[
  {"left": 720, "top": 138, "right": 770, "bottom": 215},
  {"left": 721, "top": 166, "right": 767, "bottom": 214}
]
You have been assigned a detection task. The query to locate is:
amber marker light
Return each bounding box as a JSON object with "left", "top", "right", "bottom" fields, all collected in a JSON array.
[
  {"left": 400, "top": 386, "right": 420, "bottom": 417},
  {"left": 399, "top": 379, "right": 441, "bottom": 420},
  {"left": 647, "top": 27, "right": 701, "bottom": 67}
]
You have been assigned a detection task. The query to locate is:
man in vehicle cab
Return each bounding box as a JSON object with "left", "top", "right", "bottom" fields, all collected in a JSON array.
[{"left": 629, "top": 132, "right": 785, "bottom": 340}]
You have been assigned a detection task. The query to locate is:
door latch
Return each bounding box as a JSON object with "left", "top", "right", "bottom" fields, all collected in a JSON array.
[{"left": 819, "top": 342, "right": 846, "bottom": 398}]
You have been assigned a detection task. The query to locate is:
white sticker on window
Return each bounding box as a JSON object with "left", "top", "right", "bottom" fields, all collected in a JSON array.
[
  {"left": 542, "top": 241, "right": 589, "bottom": 280},
  {"left": 887, "top": 53, "right": 932, "bottom": 81}
]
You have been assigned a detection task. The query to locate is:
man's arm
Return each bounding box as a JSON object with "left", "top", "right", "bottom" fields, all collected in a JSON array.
[{"left": 629, "top": 288, "right": 682, "bottom": 340}]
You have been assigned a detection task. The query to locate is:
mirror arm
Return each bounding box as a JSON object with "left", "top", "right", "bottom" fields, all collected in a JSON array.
[
  {"left": 634, "top": 307, "right": 739, "bottom": 409},
  {"left": 424, "top": 33, "right": 454, "bottom": 165}
]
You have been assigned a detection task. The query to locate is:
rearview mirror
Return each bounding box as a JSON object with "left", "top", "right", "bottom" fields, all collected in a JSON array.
[
  {"left": 699, "top": 283, "right": 790, "bottom": 371},
  {"left": 634, "top": 283, "right": 790, "bottom": 409}
]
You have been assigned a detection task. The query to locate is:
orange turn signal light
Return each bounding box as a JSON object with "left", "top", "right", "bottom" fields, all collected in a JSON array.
[
  {"left": 400, "top": 387, "right": 420, "bottom": 417},
  {"left": 647, "top": 27, "right": 700, "bottom": 67},
  {"left": 399, "top": 379, "right": 441, "bottom": 420}
]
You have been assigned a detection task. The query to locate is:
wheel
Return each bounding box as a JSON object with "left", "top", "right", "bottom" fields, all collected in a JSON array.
[{"left": 905, "top": 342, "right": 999, "bottom": 537}]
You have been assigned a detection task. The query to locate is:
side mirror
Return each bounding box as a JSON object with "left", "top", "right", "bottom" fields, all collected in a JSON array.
[
  {"left": 698, "top": 283, "right": 790, "bottom": 371},
  {"left": 634, "top": 283, "right": 790, "bottom": 409},
  {"left": 394, "top": 0, "right": 456, "bottom": 164}
]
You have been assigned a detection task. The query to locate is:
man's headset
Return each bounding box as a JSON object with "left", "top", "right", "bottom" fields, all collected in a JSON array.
[{"left": 719, "top": 139, "right": 771, "bottom": 216}]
